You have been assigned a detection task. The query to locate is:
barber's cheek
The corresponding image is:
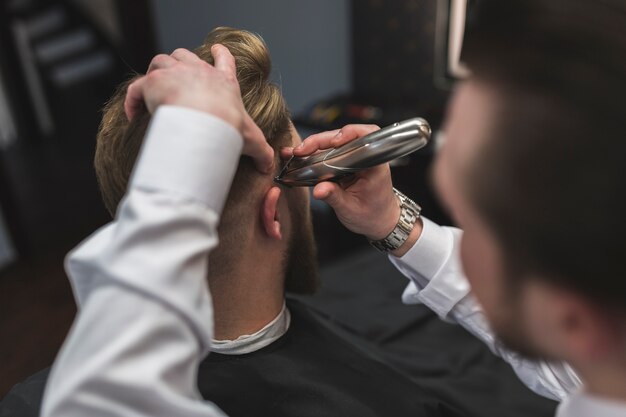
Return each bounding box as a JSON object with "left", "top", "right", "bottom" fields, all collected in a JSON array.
[{"left": 459, "top": 231, "right": 498, "bottom": 314}]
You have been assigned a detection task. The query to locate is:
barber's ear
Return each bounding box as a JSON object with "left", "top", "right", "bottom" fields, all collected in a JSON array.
[
  {"left": 261, "top": 186, "right": 283, "bottom": 240},
  {"left": 560, "top": 296, "right": 621, "bottom": 360}
]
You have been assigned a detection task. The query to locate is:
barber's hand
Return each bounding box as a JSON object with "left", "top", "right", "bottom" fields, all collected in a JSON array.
[
  {"left": 124, "top": 46, "right": 274, "bottom": 173},
  {"left": 283, "top": 125, "right": 401, "bottom": 240}
]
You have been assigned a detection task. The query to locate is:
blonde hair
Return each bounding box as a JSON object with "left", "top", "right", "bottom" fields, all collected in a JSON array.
[
  {"left": 94, "top": 27, "right": 294, "bottom": 278},
  {"left": 95, "top": 27, "right": 292, "bottom": 216}
]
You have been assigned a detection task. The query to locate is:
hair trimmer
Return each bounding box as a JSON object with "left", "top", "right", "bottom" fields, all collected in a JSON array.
[{"left": 275, "top": 117, "right": 431, "bottom": 187}]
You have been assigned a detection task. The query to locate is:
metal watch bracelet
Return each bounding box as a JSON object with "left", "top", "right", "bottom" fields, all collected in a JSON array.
[{"left": 369, "top": 188, "right": 421, "bottom": 253}]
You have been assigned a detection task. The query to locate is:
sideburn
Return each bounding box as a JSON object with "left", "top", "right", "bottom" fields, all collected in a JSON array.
[{"left": 283, "top": 190, "right": 320, "bottom": 294}]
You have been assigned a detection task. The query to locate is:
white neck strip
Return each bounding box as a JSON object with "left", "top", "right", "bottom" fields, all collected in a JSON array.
[{"left": 211, "top": 303, "right": 291, "bottom": 355}]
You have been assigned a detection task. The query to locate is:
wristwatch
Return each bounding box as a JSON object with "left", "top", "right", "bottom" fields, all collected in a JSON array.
[{"left": 369, "top": 188, "right": 421, "bottom": 253}]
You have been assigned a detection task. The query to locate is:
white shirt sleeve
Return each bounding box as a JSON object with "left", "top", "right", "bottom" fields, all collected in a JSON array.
[
  {"left": 41, "top": 105, "right": 243, "bottom": 417},
  {"left": 389, "top": 217, "right": 582, "bottom": 402}
]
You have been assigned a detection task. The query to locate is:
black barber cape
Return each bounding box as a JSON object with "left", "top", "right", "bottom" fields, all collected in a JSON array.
[
  {"left": 1, "top": 298, "right": 556, "bottom": 417},
  {"left": 197, "top": 298, "right": 556, "bottom": 417},
  {"left": 198, "top": 299, "right": 462, "bottom": 417},
  {"left": 1, "top": 300, "right": 458, "bottom": 417}
]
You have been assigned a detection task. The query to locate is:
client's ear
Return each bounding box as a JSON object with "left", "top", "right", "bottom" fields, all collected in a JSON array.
[{"left": 261, "top": 186, "right": 283, "bottom": 240}]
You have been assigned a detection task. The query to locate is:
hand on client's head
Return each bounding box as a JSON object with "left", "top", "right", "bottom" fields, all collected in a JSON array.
[{"left": 124, "top": 45, "right": 274, "bottom": 174}]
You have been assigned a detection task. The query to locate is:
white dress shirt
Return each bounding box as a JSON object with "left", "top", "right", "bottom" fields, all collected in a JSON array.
[
  {"left": 211, "top": 303, "right": 291, "bottom": 355},
  {"left": 41, "top": 106, "right": 626, "bottom": 417},
  {"left": 42, "top": 105, "right": 241, "bottom": 417},
  {"left": 390, "top": 217, "right": 626, "bottom": 417}
]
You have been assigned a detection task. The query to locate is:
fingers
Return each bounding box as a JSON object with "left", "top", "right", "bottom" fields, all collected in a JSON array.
[
  {"left": 293, "top": 124, "right": 380, "bottom": 157},
  {"left": 211, "top": 44, "right": 237, "bottom": 78},
  {"left": 127, "top": 49, "right": 199, "bottom": 120},
  {"left": 330, "top": 124, "right": 380, "bottom": 147},
  {"left": 293, "top": 129, "right": 341, "bottom": 156},
  {"left": 170, "top": 48, "right": 201, "bottom": 64},
  {"left": 148, "top": 49, "right": 199, "bottom": 74},
  {"left": 242, "top": 113, "right": 274, "bottom": 174},
  {"left": 124, "top": 76, "right": 147, "bottom": 120},
  {"left": 313, "top": 182, "right": 346, "bottom": 209},
  {"left": 147, "top": 54, "right": 177, "bottom": 73}
]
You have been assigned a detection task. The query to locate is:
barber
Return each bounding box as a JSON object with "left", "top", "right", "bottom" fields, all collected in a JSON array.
[
  {"left": 284, "top": 0, "right": 625, "bottom": 415},
  {"left": 41, "top": 0, "right": 625, "bottom": 417}
]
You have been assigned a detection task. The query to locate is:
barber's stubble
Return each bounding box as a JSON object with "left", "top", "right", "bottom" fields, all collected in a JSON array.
[{"left": 437, "top": 81, "right": 547, "bottom": 362}]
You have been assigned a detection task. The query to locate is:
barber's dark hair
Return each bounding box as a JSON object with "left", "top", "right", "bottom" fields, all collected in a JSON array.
[{"left": 462, "top": 0, "right": 626, "bottom": 310}]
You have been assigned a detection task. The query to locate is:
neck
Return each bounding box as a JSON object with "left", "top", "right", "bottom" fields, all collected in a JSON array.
[{"left": 208, "top": 245, "right": 286, "bottom": 341}]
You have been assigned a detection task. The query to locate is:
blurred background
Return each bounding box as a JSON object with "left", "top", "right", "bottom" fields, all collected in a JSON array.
[{"left": 0, "top": 0, "right": 463, "bottom": 396}]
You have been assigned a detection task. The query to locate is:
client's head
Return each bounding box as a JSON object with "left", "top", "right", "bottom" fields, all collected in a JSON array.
[{"left": 94, "top": 27, "right": 319, "bottom": 295}]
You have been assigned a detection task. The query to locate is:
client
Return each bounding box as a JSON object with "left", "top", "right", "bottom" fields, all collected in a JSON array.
[
  {"left": 0, "top": 27, "right": 443, "bottom": 417},
  {"left": 94, "top": 27, "right": 434, "bottom": 416},
  {"left": 0, "top": 27, "right": 557, "bottom": 417}
]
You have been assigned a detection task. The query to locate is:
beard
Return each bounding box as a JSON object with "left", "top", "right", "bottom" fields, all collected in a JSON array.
[
  {"left": 490, "top": 313, "right": 544, "bottom": 360},
  {"left": 283, "top": 190, "right": 320, "bottom": 294}
]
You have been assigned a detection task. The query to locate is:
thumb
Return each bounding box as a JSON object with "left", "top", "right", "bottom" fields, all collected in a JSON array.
[
  {"left": 313, "top": 182, "right": 347, "bottom": 210},
  {"left": 124, "top": 76, "right": 147, "bottom": 120}
]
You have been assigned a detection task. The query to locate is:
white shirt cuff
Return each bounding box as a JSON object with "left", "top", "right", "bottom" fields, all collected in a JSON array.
[
  {"left": 389, "top": 217, "right": 471, "bottom": 319},
  {"left": 389, "top": 217, "right": 453, "bottom": 287},
  {"left": 130, "top": 105, "right": 243, "bottom": 215}
]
